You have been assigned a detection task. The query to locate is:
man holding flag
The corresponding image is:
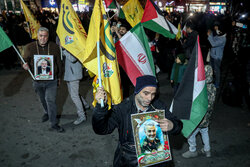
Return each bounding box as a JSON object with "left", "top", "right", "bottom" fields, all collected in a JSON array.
[
  {"left": 22, "top": 27, "right": 64, "bottom": 133},
  {"left": 92, "top": 75, "right": 183, "bottom": 166}
]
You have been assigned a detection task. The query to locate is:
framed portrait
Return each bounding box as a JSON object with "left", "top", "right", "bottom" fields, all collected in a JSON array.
[
  {"left": 34, "top": 55, "right": 54, "bottom": 80},
  {"left": 131, "top": 110, "right": 172, "bottom": 167}
]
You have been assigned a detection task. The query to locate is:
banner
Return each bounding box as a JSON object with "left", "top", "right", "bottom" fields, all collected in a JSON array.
[{"left": 82, "top": 0, "right": 122, "bottom": 105}]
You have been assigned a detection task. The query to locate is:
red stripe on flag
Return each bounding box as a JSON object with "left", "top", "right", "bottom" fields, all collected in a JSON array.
[
  {"left": 197, "top": 36, "right": 206, "bottom": 81},
  {"left": 115, "top": 41, "right": 143, "bottom": 85},
  {"left": 104, "top": 0, "right": 112, "bottom": 7},
  {"left": 141, "top": 0, "right": 158, "bottom": 23}
]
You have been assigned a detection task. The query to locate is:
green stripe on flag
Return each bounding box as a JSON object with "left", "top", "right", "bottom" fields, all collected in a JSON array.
[
  {"left": 104, "top": 23, "right": 116, "bottom": 53},
  {"left": 142, "top": 20, "right": 176, "bottom": 39},
  {"left": 181, "top": 85, "right": 208, "bottom": 138},
  {"left": 108, "top": 1, "right": 116, "bottom": 9},
  {"left": 0, "top": 27, "right": 13, "bottom": 52},
  {"left": 118, "top": 8, "right": 125, "bottom": 19}
]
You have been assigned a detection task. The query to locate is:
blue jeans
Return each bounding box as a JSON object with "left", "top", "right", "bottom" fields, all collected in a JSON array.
[
  {"left": 210, "top": 57, "right": 222, "bottom": 88},
  {"left": 33, "top": 79, "right": 58, "bottom": 126},
  {"left": 188, "top": 127, "right": 210, "bottom": 152}
]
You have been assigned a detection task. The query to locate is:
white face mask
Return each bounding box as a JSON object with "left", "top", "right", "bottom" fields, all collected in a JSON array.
[{"left": 216, "top": 30, "right": 221, "bottom": 35}]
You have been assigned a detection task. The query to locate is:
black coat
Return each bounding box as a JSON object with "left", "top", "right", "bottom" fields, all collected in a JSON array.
[
  {"left": 37, "top": 66, "right": 51, "bottom": 75},
  {"left": 92, "top": 95, "right": 183, "bottom": 167},
  {"left": 182, "top": 30, "right": 198, "bottom": 59}
]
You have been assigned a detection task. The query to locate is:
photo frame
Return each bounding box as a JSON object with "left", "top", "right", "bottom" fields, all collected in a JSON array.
[
  {"left": 34, "top": 55, "right": 54, "bottom": 80},
  {"left": 131, "top": 110, "right": 172, "bottom": 167}
]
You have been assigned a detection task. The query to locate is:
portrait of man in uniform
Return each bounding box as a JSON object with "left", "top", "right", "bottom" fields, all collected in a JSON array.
[
  {"left": 140, "top": 120, "right": 164, "bottom": 154},
  {"left": 131, "top": 111, "right": 172, "bottom": 167}
]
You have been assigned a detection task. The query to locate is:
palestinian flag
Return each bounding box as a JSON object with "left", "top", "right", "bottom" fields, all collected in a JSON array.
[
  {"left": 182, "top": 23, "right": 187, "bottom": 37},
  {"left": 115, "top": 23, "right": 155, "bottom": 86},
  {"left": 141, "top": 0, "right": 178, "bottom": 39},
  {"left": 104, "top": 0, "right": 116, "bottom": 9},
  {"left": 170, "top": 36, "right": 208, "bottom": 138},
  {"left": 117, "top": 2, "right": 125, "bottom": 19}
]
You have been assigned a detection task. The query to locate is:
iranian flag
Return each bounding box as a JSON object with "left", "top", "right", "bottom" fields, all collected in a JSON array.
[
  {"left": 141, "top": 0, "right": 178, "bottom": 39},
  {"left": 170, "top": 36, "right": 208, "bottom": 138},
  {"left": 115, "top": 23, "right": 155, "bottom": 86}
]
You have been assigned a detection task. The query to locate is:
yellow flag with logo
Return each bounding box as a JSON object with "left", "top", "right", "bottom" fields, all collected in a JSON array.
[
  {"left": 92, "top": 76, "right": 112, "bottom": 108},
  {"left": 20, "top": 0, "right": 40, "bottom": 39},
  {"left": 56, "top": 0, "right": 87, "bottom": 60},
  {"left": 81, "top": 0, "right": 122, "bottom": 106},
  {"left": 176, "top": 23, "right": 181, "bottom": 41},
  {"left": 122, "top": 0, "right": 144, "bottom": 27}
]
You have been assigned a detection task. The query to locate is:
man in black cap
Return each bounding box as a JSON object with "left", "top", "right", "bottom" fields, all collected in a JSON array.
[{"left": 92, "top": 75, "right": 183, "bottom": 167}]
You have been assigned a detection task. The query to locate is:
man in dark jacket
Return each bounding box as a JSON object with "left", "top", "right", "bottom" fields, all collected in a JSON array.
[
  {"left": 92, "top": 75, "right": 183, "bottom": 167},
  {"left": 182, "top": 21, "right": 198, "bottom": 59},
  {"left": 22, "top": 27, "right": 64, "bottom": 133}
]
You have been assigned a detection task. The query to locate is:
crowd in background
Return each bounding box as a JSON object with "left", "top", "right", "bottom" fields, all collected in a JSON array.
[{"left": 0, "top": 8, "right": 249, "bottom": 111}]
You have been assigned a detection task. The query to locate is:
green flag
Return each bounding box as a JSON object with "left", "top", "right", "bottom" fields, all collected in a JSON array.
[
  {"left": 0, "top": 27, "right": 13, "bottom": 52},
  {"left": 118, "top": 7, "right": 125, "bottom": 19}
]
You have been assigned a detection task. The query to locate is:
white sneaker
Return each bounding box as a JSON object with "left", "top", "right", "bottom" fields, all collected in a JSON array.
[
  {"left": 182, "top": 150, "right": 198, "bottom": 158},
  {"left": 201, "top": 148, "right": 211, "bottom": 157},
  {"left": 73, "top": 117, "right": 86, "bottom": 125}
]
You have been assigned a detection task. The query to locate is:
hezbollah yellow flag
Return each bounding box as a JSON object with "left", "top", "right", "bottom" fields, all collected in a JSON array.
[
  {"left": 20, "top": 0, "right": 40, "bottom": 39},
  {"left": 122, "top": 0, "right": 144, "bottom": 27},
  {"left": 92, "top": 76, "right": 112, "bottom": 108},
  {"left": 176, "top": 23, "right": 181, "bottom": 41},
  {"left": 81, "top": 0, "right": 122, "bottom": 106},
  {"left": 56, "top": 0, "right": 87, "bottom": 60}
]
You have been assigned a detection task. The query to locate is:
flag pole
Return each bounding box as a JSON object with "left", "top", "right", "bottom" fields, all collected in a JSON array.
[
  {"left": 60, "top": 47, "right": 63, "bottom": 61},
  {"left": 26, "top": 22, "right": 32, "bottom": 39},
  {"left": 97, "top": 41, "right": 104, "bottom": 107},
  {"left": 110, "top": 10, "right": 118, "bottom": 20},
  {"left": 12, "top": 45, "right": 35, "bottom": 80}
]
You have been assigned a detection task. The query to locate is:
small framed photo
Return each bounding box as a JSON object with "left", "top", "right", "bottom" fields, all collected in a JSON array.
[
  {"left": 131, "top": 110, "right": 172, "bottom": 167},
  {"left": 34, "top": 55, "right": 54, "bottom": 80}
]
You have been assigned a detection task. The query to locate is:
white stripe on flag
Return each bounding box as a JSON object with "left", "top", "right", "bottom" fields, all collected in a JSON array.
[
  {"left": 152, "top": 13, "right": 178, "bottom": 35},
  {"left": 152, "top": 13, "right": 170, "bottom": 31},
  {"left": 120, "top": 32, "right": 154, "bottom": 76},
  {"left": 193, "top": 68, "right": 206, "bottom": 100}
]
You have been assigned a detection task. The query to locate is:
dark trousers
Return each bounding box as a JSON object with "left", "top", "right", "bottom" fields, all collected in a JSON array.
[
  {"left": 33, "top": 79, "right": 58, "bottom": 126},
  {"left": 210, "top": 57, "right": 222, "bottom": 88}
]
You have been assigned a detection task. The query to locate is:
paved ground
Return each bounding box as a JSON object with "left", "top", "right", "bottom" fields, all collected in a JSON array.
[{"left": 0, "top": 67, "right": 250, "bottom": 167}]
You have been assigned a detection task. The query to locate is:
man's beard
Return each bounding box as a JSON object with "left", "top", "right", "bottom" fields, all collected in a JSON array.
[{"left": 147, "top": 136, "right": 156, "bottom": 141}]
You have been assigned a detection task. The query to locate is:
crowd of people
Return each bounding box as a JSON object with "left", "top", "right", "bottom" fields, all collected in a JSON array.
[{"left": 1, "top": 7, "right": 250, "bottom": 166}]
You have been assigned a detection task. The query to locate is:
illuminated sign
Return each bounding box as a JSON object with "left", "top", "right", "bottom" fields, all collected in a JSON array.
[{"left": 209, "top": 2, "right": 226, "bottom": 5}]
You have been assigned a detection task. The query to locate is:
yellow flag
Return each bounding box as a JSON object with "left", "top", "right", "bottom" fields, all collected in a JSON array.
[
  {"left": 92, "top": 76, "right": 112, "bottom": 108},
  {"left": 20, "top": 0, "right": 40, "bottom": 39},
  {"left": 81, "top": 0, "right": 122, "bottom": 106},
  {"left": 176, "top": 23, "right": 181, "bottom": 41},
  {"left": 122, "top": 0, "right": 144, "bottom": 27},
  {"left": 56, "top": 0, "right": 87, "bottom": 60}
]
